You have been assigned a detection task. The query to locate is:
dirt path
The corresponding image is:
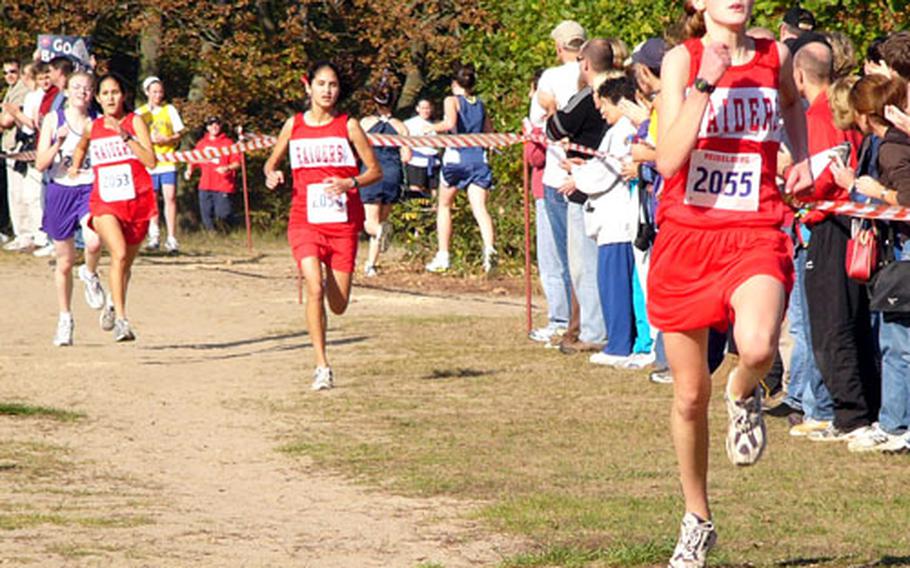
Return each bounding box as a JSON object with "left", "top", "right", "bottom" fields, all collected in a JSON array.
[{"left": 0, "top": 249, "right": 523, "bottom": 567}]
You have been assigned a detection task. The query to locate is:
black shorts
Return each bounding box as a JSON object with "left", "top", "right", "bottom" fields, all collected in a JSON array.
[{"left": 405, "top": 164, "right": 438, "bottom": 191}]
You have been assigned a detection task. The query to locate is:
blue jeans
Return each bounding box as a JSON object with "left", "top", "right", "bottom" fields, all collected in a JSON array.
[
  {"left": 567, "top": 201, "right": 605, "bottom": 343},
  {"left": 597, "top": 242, "right": 634, "bottom": 355},
  {"left": 879, "top": 314, "right": 910, "bottom": 434},
  {"left": 543, "top": 186, "right": 570, "bottom": 290},
  {"left": 787, "top": 246, "right": 834, "bottom": 421},
  {"left": 536, "top": 198, "right": 571, "bottom": 329},
  {"left": 198, "top": 190, "right": 233, "bottom": 231}
]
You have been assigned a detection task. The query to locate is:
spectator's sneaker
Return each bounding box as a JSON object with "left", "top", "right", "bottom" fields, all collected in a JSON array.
[
  {"left": 808, "top": 424, "right": 872, "bottom": 443},
  {"left": 589, "top": 352, "right": 631, "bottom": 367},
  {"left": 649, "top": 368, "right": 674, "bottom": 384},
  {"left": 53, "top": 314, "right": 74, "bottom": 347},
  {"left": 724, "top": 375, "right": 767, "bottom": 466},
  {"left": 529, "top": 326, "right": 564, "bottom": 343},
  {"left": 883, "top": 433, "right": 910, "bottom": 455},
  {"left": 668, "top": 512, "right": 717, "bottom": 568},
  {"left": 482, "top": 247, "right": 498, "bottom": 275},
  {"left": 78, "top": 264, "right": 106, "bottom": 310},
  {"left": 3, "top": 236, "right": 32, "bottom": 251},
  {"left": 789, "top": 418, "right": 831, "bottom": 437},
  {"left": 113, "top": 318, "right": 136, "bottom": 342},
  {"left": 32, "top": 243, "right": 55, "bottom": 258},
  {"left": 311, "top": 366, "right": 334, "bottom": 391},
  {"left": 364, "top": 264, "right": 378, "bottom": 278},
  {"left": 0, "top": 232, "right": 9, "bottom": 244},
  {"left": 621, "top": 351, "right": 656, "bottom": 369},
  {"left": 847, "top": 423, "right": 900, "bottom": 453},
  {"left": 100, "top": 300, "right": 116, "bottom": 332},
  {"left": 377, "top": 222, "right": 392, "bottom": 253},
  {"left": 425, "top": 252, "right": 450, "bottom": 273},
  {"left": 165, "top": 236, "right": 179, "bottom": 254}
]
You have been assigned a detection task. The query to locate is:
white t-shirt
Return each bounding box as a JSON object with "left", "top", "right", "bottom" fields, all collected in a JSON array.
[
  {"left": 403, "top": 115, "right": 437, "bottom": 168},
  {"left": 20, "top": 89, "right": 44, "bottom": 136},
  {"left": 537, "top": 61, "right": 580, "bottom": 188}
]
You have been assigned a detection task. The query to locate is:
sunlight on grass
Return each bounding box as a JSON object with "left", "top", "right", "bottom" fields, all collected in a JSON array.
[{"left": 0, "top": 402, "right": 84, "bottom": 422}]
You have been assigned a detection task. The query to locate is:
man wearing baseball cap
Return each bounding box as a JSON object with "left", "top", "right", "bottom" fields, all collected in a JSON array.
[{"left": 780, "top": 6, "right": 816, "bottom": 46}]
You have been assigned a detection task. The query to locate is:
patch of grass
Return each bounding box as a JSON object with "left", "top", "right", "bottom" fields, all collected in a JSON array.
[
  {"left": 415, "top": 562, "right": 447, "bottom": 568},
  {"left": 277, "top": 306, "right": 910, "bottom": 566},
  {"left": 0, "top": 513, "right": 152, "bottom": 531},
  {"left": 0, "top": 402, "right": 85, "bottom": 422}
]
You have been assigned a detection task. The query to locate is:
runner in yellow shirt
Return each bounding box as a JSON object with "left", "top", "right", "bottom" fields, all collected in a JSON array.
[{"left": 136, "top": 76, "right": 185, "bottom": 253}]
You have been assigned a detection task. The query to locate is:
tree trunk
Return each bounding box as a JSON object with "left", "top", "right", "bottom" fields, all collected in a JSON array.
[{"left": 137, "top": 5, "right": 162, "bottom": 104}]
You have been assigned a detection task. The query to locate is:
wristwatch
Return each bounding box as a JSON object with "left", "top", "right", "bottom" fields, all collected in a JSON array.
[
  {"left": 694, "top": 77, "right": 715, "bottom": 94},
  {"left": 350, "top": 176, "right": 360, "bottom": 190}
]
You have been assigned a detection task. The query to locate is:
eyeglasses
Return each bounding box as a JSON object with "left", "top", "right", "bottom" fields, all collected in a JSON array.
[
  {"left": 3, "top": 70, "right": 18, "bottom": 75},
  {"left": 576, "top": 55, "right": 585, "bottom": 62}
]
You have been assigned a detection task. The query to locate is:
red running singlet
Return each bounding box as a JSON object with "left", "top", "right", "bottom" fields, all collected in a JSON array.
[
  {"left": 657, "top": 38, "right": 785, "bottom": 230},
  {"left": 87, "top": 113, "right": 158, "bottom": 244},
  {"left": 287, "top": 113, "right": 364, "bottom": 272},
  {"left": 648, "top": 38, "right": 793, "bottom": 333}
]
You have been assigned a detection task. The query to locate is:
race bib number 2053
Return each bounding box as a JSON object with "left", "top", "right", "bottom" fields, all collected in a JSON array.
[{"left": 684, "top": 150, "right": 761, "bottom": 212}]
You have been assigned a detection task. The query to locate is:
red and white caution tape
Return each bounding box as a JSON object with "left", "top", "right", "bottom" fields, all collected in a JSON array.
[
  {"left": 803, "top": 200, "right": 910, "bottom": 222},
  {"left": 0, "top": 150, "right": 36, "bottom": 162},
  {"left": 157, "top": 135, "right": 277, "bottom": 163}
]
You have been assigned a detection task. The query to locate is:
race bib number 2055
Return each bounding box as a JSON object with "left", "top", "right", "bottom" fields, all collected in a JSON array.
[{"left": 684, "top": 150, "right": 761, "bottom": 212}]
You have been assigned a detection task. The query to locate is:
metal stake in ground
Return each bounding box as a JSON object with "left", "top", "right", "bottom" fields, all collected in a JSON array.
[
  {"left": 522, "top": 144, "right": 532, "bottom": 334},
  {"left": 237, "top": 125, "right": 253, "bottom": 252}
]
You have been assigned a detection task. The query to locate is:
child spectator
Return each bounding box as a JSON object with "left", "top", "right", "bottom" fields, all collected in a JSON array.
[{"left": 184, "top": 116, "right": 240, "bottom": 231}]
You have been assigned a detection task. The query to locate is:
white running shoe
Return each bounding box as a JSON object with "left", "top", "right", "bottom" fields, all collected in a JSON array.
[
  {"left": 528, "top": 326, "right": 564, "bottom": 343},
  {"left": 53, "top": 314, "right": 74, "bottom": 346},
  {"left": 668, "top": 512, "right": 717, "bottom": 568},
  {"left": 100, "top": 299, "right": 116, "bottom": 332},
  {"left": 113, "top": 318, "right": 135, "bottom": 342},
  {"left": 808, "top": 423, "right": 873, "bottom": 443},
  {"left": 724, "top": 372, "right": 767, "bottom": 466},
  {"left": 146, "top": 237, "right": 160, "bottom": 250},
  {"left": 312, "top": 366, "right": 334, "bottom": 391},
  {"left": 3, "top": 236, "right": 30, "bottom": 251},
  {"left": 589, "top": 352, "right": 631, "bottom": 367},
  {"left": 847, "top": 423, "right": 900, "bottom": 453},
  {"left": 482, "top": 247, "right": 498, "bottom": 275},
  {"left": 649, "top": 368, "right": 673, "bottom": 384},
  {"left": 0, "top": 232, "right": 9, "bottom": 244},
  {"left": 78, "top": 264, "right": 105, "bottom": 310},
  {"left": 32, "top": 243, "right": 56, "bottom": 257},
  {"left": 165, "top": 236, "right": 179, "bottom": 254},
  {"left": 621, "top": 351, "right": 656, "bottom": 369},
  {"left": 789, "top": 418, "right": 831, "bottom": 437},
  {"left": 425, "top": 251, "right": 450, "bottom": 273},
  {"left": 364, "top": 264, "right": 378, "bottom": 278},
  {"left": 377, "top": 222, "right": 392, "bottom": 253}
]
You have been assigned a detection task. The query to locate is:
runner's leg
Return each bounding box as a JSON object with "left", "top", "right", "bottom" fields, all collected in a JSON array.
[
  {"left": 466, "top": 183, "right": 494, "bottom": 251},
  {"left": 436, "top": 185, "right": 458, "bottom": 254},
  {"left": 53, "top": 239, "right": 76, "bottom": 313},
  {"left": 300, "top": 257, "right": 329, "bottom": 367},
  {"left": 162, "top": 182, "right": 178, "bottom": 241},
  {"left": 665, "top": 328, "right": 712, "bottom": 521},
  {"left": 728, "top": 275, "right": 787, "bottom": 397}
]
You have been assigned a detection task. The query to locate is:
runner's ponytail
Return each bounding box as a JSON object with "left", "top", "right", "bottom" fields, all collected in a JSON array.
[{"left": 684, "top": 0, "right": 706, "bottom": 39}]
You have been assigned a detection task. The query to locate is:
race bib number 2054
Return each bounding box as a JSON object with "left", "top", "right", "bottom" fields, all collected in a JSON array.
[{"left": 684, "top": 150, "right": 761, "bottom": 212}]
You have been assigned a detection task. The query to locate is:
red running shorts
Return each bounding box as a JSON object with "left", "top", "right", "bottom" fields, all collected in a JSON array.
[{"left": 647, "top": 223, "right": 793, "bottom": 333}]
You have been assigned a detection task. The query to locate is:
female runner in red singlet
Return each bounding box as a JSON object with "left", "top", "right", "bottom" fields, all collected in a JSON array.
[
  {"left": 263, "top": 61, "right": 381, "bottom": 392},
  {"left": 650, "top": 1, "right": 812, "bottom": 565},
  {"left": 69, "top": 74, "right": 158, "bottom": 343}
]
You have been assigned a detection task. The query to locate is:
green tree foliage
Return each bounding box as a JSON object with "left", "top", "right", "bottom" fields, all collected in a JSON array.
[{"left": 1, "top": 1, "right": 907, "bottom": 267}]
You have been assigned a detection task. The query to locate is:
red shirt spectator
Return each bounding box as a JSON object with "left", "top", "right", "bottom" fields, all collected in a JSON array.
[{"left": 188, "top": 126, "right": 240, "bottom": 192}]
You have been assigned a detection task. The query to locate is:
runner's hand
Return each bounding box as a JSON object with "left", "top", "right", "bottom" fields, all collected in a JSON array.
[
  {"left": 784, "top": 159, "right": 813, "bottom": 197},
  {"left": 265, "top": 170, "right": 284, "bottom": 190},
  {"left": 322, "top": 176, "right": 351, "bottom": 196},
  {"left": 699, "top": 42, "right": 731, "bottom": 86},
  {"left": 55, "top": 124, "right": 69, "bottom": 144}
]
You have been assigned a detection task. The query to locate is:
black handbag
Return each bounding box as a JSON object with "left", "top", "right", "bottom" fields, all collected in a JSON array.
[
  {"left": 634, "top": 184, "right": 656, "bottom": 251},
  {"left": 868, "top": 224, "right": 910, "bottom": 313}
]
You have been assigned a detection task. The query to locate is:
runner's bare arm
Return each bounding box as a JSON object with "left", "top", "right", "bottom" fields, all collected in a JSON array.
[
  {"left": 657, "top": 45, "right": 729, "bottom": 179},
  {"left": 34, "top": 112, "right": 66, "bottom": 172},
  {"left": 263, "top": 117, "right": 294, "bottom": 189},
  {"left": 67, "top": 122, "right": 92, "bottom": 178},
  {"left": 777, "top": 42, "right": 813, "bottom": 196},
  {"left": 322, "top": 117, "right": 381, "bottom": 195},
  {"left": 129, "top": 115, "right": 157, "bottom": 169},
  {"left": 427, "top": 96, "right": 458, "bottom": 133},
  {"left": 391, "top": 118, "right": 412, "bottom": 163}
]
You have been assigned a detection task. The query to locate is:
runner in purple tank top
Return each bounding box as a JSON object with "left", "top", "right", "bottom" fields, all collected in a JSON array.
[{"left": 34, "top": 71, "right": 106, "bottom": 346}]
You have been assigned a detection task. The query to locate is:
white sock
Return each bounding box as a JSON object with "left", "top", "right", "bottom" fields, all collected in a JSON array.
[{"left": 59, "top": 312, "right": 73, "bottom": 321}]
